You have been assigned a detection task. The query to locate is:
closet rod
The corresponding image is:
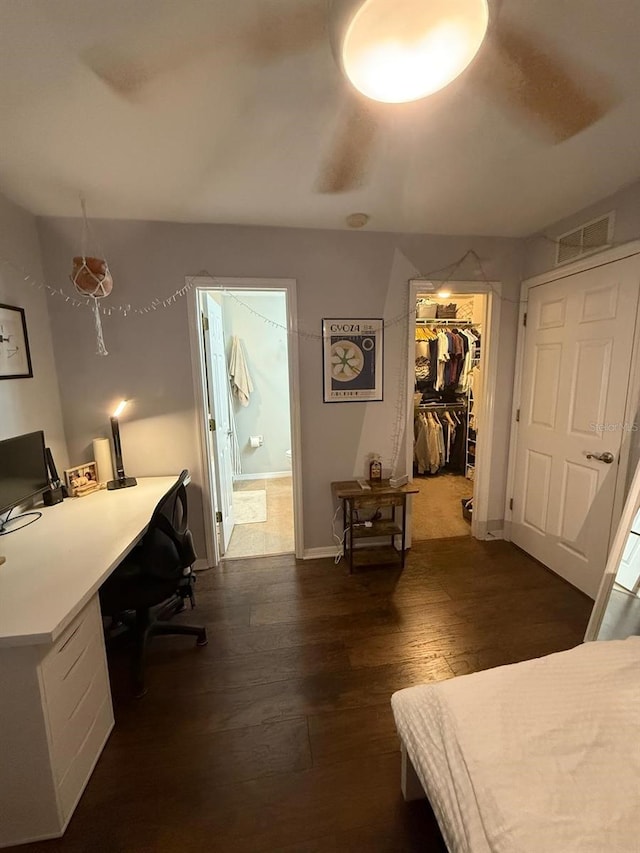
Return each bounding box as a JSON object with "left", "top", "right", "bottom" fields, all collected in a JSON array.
[{"left": 417, "top": 404, "right": 467, "bottom": 411}]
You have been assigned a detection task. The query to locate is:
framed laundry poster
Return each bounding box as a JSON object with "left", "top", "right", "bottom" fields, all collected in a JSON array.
[
  {"left": 0, "top": 303, "right": 33, "bottom": 380},
  {"left": 322, "top": 318, "right": 383, "bottom": 402}
]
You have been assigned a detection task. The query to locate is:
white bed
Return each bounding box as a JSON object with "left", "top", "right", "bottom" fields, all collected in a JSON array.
[{"left": 391, "top": 637, "right": 640, "bottom": 853}]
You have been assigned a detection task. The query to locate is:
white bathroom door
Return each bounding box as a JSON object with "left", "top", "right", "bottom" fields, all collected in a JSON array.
[
  {"left": 616, "top": 531, "right": 640, "bottom": 593},
  {"left": 511, "top": 255, "right": 640, "bottom": 597},
  {"left": 202, "top": 294, "right": 235, "bottom": 554}
]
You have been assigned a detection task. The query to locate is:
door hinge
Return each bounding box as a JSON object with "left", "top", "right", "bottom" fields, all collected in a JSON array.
[
  {"left": 209, "top": 417, "right": 216, "bottom": 432},
  {"left": 516, "top": 409, "right": 520, "bottom": 422},
  {"left": 509, "top": 498, "right": 514, "bottom": 511},
  {"left": 523, "top": 312, "right": 527, "bottom": 327},
  {"left": 215, "top": 511, "right": 222, "bottom": 523},
  {"left": 202, "top": 314, "right": 209, "bottom": 332}
]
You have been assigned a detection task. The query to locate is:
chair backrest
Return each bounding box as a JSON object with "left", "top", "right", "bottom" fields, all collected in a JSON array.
[{"left": 139, "top": 470, "right": 197, "bottom": 580}]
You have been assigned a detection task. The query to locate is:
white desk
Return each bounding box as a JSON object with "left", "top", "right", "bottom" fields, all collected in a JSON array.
[{"left": 0, "top": 476, "right": 179, "bottom": 848}]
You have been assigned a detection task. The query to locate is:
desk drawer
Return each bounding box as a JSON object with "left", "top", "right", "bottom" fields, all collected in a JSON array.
[
  {"left": 50, "top": 653, "right": 110, "bottom": 784},
  {"left": 57, "top": 696, "right": 113, "bottom": 822},
  {"left": 41, "top": 598, "right": 100, "bottom": 689},
  {"left": 40, "top": 596, "right": 112, "bottom": 784},
  {"left": 46, "top": 632, "right": 108, "bottom": 765}
]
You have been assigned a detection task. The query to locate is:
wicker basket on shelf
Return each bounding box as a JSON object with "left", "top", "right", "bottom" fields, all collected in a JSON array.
[
  {"left": 436, "top": 303, "right": 457, "bottom": 319},
  {"left": 417, "top": 300, "right": 438, "bottom": 319}
]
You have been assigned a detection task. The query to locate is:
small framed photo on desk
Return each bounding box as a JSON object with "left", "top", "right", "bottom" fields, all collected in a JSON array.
[{"left": 65, "top": 462, "right": 100, "bottom": 497}]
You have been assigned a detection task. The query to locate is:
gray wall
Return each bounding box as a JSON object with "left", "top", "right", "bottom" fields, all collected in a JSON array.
[
  {"left": 221, "top": 291, "right": 291, "bottom": 476},
  {"left": 37, "top": 216, "right": 524, "bottom": 552},
  {"left": 524, "top": 178, "right": 640, "bottom": 279},
  {"left": 0, "top": 194, "right": 67, "bottom": 472}
]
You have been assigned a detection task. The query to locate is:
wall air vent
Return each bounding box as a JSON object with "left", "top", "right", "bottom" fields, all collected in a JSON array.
[{"left": 555, "top": 212, "right": 614, "bottom": 266}]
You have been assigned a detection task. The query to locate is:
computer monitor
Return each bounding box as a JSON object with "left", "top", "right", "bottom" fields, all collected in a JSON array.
[{"left": 0, "top": 431, "right": 49, "bottom": 533}]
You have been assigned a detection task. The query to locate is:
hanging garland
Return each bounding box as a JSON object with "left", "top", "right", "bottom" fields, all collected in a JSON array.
[
  {"left": 0, "top": 211, "right": 630, "bottom": 343},
  {"left": 0, "top": 246, "right": 525, "bottom": 349},
  {"left": 0, "top": 221, "right": 627, "bottom": 485}
]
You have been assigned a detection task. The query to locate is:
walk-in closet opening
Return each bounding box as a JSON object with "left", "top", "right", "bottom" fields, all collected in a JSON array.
[
  {"left": 411, "top": 289, "right": 487, "bottom": 540},
  {"left": 191, "top": 279, "right": 302, "bottom": 564}
]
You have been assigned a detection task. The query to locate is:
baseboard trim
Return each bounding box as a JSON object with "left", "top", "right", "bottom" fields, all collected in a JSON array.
[
  {"left": 193, "top": 558, "right": 212, "bottom": 572},
  {"left": 474, "top": 520, "right": 505, "bottom": 541},
  {"left": 221, "top": 550, "right": 295, "bottom": 562},
  {"left": 486, "top": 529, "right": 505, "bottom": 541},
  {"left": 234, "top": 471, "right": 291, "bottom": 481},
  {"left": 302, "top": 546, "right": 339, "bottom": 560}
]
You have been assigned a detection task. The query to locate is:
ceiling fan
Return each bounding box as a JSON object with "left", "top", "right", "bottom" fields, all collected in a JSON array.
[{"left": 82, "top": 0, "right": 614, "bottom": 194}]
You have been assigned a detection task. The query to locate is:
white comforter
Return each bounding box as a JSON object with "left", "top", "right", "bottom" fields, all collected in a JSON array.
[{"left": 392, "top": 637, "right": 640, "bottom": 853}]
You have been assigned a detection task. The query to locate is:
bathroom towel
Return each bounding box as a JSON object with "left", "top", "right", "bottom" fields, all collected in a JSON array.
[
  {"left": 227, "top": 377, "right": 242, "bottom": 475},
  {"left": 229, "top": 335, "right": 254, "bottom": 407}
]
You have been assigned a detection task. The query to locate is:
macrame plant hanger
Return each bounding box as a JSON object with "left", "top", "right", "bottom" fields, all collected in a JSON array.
[{"left": 70, "top": 199, "right": 112, "bottom": 356}]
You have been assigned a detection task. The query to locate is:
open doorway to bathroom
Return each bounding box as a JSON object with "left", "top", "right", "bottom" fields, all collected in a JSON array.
[{"left": 191, "top": 279, "right": 302, "bottom": 563}]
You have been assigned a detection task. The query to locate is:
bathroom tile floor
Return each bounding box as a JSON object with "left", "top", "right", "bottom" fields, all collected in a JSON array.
[{"left": 224, "top": 476, "right": 295, "bottom": 559}]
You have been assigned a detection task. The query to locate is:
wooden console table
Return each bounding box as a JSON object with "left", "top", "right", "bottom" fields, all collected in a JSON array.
[{"left": 331, "top": 480, "right": 418, "bottom": 573}]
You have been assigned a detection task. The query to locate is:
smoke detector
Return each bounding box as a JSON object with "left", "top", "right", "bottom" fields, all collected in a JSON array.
[{"left": 346, "top": 212, "right": 370, "bottom": 228}]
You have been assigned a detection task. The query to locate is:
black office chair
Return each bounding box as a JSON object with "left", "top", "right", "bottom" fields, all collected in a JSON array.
[{"left": 100, "top": 469, "right": 207, "bottom": 697}]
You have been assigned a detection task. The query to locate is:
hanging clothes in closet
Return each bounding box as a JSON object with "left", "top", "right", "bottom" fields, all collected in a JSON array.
[
  {"left": 414, "top": 406, "right": 466, "bottom": 475},
  {"left": 415, "top": 323, "right": 480, "bottom": 399},
  {"left": 414, "top": 318, "right": 481, "bottom": 480},
  {"left": 468, "top": 361, "right": 483, "bottom": 431}
]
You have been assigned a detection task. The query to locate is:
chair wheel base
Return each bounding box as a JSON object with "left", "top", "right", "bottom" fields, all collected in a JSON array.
[{"left": 196, "top": 630, "right": 208, "bottom": 647}]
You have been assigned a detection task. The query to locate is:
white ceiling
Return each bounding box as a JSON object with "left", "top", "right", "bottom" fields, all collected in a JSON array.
[{"left": 0, "top": 0, "right": 639, "bottom": 237}]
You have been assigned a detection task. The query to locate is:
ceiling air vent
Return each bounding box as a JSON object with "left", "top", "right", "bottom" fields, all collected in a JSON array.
[{"left": 555, "top": 212, "right": 614, "bottom": 266}]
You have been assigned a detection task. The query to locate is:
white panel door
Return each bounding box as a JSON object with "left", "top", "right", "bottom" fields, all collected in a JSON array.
[
  {"left": 202, "top": 294, "right": 235, "bottom": 554},
  {"left": 511, "top": 256, "right": 640, "bottom": 597}
]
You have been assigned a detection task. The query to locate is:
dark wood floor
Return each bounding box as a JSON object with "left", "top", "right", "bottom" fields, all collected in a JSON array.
[{"left": 14, "top": 538, "right": 592, "bottom": 853}]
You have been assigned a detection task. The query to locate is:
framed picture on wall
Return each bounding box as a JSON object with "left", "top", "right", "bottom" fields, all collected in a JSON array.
[
  {"left": 322, "top": 318, "right": 384, "bottom": 403},
  {"left": 0, "top": 303, "right": 33, "bottom": 380}
]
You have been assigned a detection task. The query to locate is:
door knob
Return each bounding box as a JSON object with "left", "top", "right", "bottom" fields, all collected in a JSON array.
[{"left": 585, "top": 451, "right": 615, "bottom": 464}]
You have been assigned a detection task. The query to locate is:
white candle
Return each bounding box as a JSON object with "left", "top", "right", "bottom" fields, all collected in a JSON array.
[{"left": 92, "top": 438, "right": 114, "bottom": 484}]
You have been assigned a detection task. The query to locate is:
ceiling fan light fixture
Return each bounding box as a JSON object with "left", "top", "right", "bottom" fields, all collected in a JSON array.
[{"left": 342, "top": 0, "right": 489, "bottom": 104}]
